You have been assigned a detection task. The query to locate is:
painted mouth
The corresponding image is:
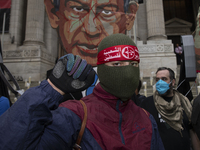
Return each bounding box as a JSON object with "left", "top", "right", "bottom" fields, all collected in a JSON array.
[{"left": 76, "top": 44, "right": 98, "bottom": 54}]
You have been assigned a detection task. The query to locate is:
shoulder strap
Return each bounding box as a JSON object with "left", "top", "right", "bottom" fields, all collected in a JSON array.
[
  {"left": 142, "top": 108, "right": 149, "bottom": 117},
  {"left": 73, "top": 100, "right": 87, "bottom": 150}
]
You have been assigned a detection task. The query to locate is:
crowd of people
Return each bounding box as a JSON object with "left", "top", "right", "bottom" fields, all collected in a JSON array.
[{"left": 0, "top": 33, "right": 200, "bottom": 150}]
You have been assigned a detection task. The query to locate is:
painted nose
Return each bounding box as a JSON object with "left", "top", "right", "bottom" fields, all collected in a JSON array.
[{"left": 82, "top": 10, "right": 101, "bottom": 37}]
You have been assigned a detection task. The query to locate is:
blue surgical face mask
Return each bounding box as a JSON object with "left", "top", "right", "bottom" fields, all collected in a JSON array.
[{"left": 156, "top": 79, "right": 172, "bottom": 95}]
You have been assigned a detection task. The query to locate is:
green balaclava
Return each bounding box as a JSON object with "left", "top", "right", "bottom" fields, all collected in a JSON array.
[{"left": 97, "top": 33, "right": 140, "bottom": 101}]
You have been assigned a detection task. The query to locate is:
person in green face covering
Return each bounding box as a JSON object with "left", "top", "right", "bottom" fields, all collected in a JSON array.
[
  {"left": 97, "top": 33, "right": 140, "bottom": 101},
  {"left": 0, "top": 33, "right": 165, "bottom": 150}
]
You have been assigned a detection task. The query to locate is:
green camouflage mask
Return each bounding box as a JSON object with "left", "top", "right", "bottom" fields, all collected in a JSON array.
[{"left": 97, "top": 64, "right": 139, "bottom": 101}]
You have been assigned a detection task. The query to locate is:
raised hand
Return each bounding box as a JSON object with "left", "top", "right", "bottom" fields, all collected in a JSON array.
[{"left": 49, "top": 54, "right": 95, "bottom": 94}]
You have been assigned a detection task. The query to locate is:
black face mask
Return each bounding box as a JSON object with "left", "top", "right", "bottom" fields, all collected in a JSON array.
[{"left": 97, "top": 64, "right": 139, "bottom": 101}]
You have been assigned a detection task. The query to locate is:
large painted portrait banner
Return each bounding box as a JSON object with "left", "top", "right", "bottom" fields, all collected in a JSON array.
[
  {"left": 44, "top": 0, "right": 139, "bottom": 66},
  {"left": 195, "top": 7, "right": 200, "bottom": 72}
]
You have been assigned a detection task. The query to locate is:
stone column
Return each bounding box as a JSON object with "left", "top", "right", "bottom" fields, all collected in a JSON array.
[
  {"left": 24, "top": 0, "right": 45, "bottom": 45},
  {"left": 146, "top": 0, "right": 167, "bottom": 40},
  {"left": 135, "top": 12, "right": 140, "bottom": 41},
  {"left": 9, "top": 0, "right": 25, "bottom": 46},
  {"left": 137, "top": 2, "right": 148, "bottom": 44},
  {"left": 127, "top": 16, "right": 139, "bottom": 43},
  {"left": 44, "top": 13, "right": 58, "bottom": 57}
]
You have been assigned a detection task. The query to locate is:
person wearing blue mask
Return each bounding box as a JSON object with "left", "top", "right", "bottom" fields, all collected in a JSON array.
[{"left": 140, "top": 67, "right": 200, "bottom": 150}]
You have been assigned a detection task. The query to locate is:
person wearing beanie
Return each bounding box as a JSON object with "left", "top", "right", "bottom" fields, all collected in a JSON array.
[{"left": 0, "top": 34, "right": 164, "bottom": 150}]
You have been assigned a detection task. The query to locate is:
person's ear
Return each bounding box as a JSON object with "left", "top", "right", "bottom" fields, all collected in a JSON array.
[
  {"left": 126, "top": 2, "right": 139, "bottom": 31},
  {"left": 135, "top": 88, "right": 138, "bottom": 95},
  {"left": 44, "top": 0, "right": 59, "bottom": 28},
  {"left": 172, "top": 79, "right": 176, "bottom": 86}
]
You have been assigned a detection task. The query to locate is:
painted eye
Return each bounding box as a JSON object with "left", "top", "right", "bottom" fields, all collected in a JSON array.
[
  {"left": 73, "top": 7, "right": 84, "bottom": 12},
  {"left": 101, "top": 10, "right": 112, "bottom": 15}
]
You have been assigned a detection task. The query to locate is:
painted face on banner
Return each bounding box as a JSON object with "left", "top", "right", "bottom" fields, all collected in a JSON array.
[{"left": 44, "top": 0, "right": 138, "bottom": 66}]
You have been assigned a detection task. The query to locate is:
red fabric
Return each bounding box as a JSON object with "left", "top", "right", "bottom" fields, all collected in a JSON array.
[
  {"left": 0, "top": 0, "right": 11, "bottom": 9},
  {"left": 97, "top": 45, "right": 140, "bottom": 65},
  {"left": 60, "top": 83, "right": 152, "bottom": 150}
]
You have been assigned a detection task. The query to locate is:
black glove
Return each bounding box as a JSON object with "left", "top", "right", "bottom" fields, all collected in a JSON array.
[{"left": 49, "top": 54, "right": 96, "bottom": 94}]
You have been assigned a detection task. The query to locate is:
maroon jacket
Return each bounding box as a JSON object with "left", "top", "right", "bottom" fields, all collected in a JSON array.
[{"left": 60, "top": 83, "right": 164, "bottom": 150}]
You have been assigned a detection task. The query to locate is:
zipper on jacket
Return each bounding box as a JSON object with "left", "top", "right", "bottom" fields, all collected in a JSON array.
[{"left": 116, "top": 99, "right": 125, "bottom": 145}]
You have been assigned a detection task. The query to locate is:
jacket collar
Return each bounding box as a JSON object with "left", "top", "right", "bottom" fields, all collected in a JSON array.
[{"left": 92, "top": 83, "right": 130, "bottom": 109}]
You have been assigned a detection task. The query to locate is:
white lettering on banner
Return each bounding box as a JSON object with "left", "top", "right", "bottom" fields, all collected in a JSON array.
[
  {"left": 104, "top": 47, "right": 121, "bottom": 61},
  {"left": 103, "top": 49, "right": 121, "bottom": 55},
  {"left": 103, "top": 46, "right": 138, "bottom": 61}
]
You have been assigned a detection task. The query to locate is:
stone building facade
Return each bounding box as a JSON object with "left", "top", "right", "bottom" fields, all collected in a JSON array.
[{"left": 1, "top": 0, "right": 199, "bottom": 81}]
